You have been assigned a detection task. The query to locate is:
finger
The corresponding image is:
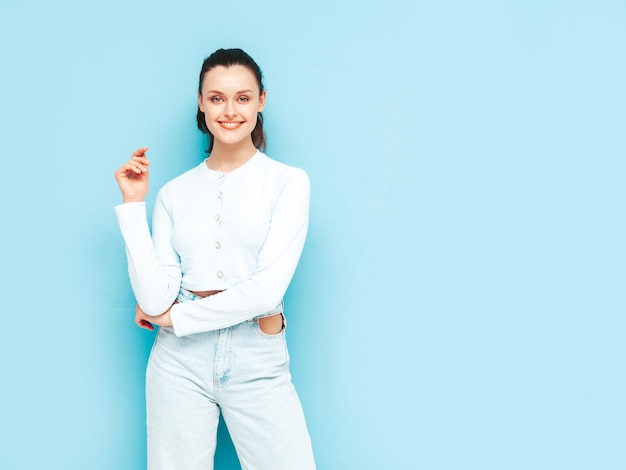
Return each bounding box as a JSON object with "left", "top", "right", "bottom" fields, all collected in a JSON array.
[
  {"left": 129, "top": 149, "right": 149, "bottom": 164},
  {"left": 114, "top": 161, "right": 144, "bottom": 176},
  {"left": 135, "top": 305, "right": 154, "bottom": 330},
  {"left": 128, "top": 161, "right": 149, "bottom": 173},
  {"left": 119, "top": 161, "right": 149, "bottom": 175},
  {"left": 131, "top": 155, "right": 150, "bottom": 166},
  {"left": 131, "top": 147, "right": 149, "bottom": 158},
  {"left": 137, "top": 319, "right": 154, "bottom": 331}
]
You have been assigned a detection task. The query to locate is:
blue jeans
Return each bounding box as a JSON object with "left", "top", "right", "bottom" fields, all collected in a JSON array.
[{"left": 145, "top": 289, "right": 316, "bottom": 469}]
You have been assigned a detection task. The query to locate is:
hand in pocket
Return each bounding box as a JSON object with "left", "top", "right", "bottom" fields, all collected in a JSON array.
[{"left": 258, "top": 313, "right": 284, "bottom": 335}]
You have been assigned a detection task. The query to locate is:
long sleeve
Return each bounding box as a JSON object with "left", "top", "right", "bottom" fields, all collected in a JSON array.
[
  {"left": 115, "top": 199, "right": 182, "bottom": 314},
  {"left": 169, "top": 168, "right": 310, "bottom": 336}
]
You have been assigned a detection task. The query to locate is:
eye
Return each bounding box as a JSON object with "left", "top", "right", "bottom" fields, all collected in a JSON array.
[
  {"left": 238, "top": 96, "right": 250, "bottom": 102},
  {"left": 210, "top": 96, "right": 223, "bottom": 103}
]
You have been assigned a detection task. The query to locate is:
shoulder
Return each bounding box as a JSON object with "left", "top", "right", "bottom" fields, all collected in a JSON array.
[
  {"left": 255, "top": 152, "right": 309, "bottom": 186},
  {"left": 253, "top": 154, "right": 310, "bottom": 210}
]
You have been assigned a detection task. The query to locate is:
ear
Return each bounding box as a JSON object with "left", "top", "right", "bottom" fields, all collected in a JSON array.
[
  {"left": 198, "top": 92, "right": 204, "bottom": 112},
  {"left": 258, "top": 90, "right": 266, "bottom": 112}
]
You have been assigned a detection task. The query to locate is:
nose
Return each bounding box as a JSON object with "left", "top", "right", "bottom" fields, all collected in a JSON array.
[{"left": 224, "top": 100, "right": 237, "bottom": 118}]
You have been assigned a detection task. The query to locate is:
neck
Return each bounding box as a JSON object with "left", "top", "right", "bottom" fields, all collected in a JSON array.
[{"left": 206, "top": 140, "right": 258, "bottom": 173}]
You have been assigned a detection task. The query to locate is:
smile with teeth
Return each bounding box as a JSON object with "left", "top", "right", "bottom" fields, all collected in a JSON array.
[{"left": 219, "top": 121, "right": 244, "bottom": 130}]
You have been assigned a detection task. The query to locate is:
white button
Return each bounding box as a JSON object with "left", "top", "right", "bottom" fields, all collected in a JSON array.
[
  {"left": 217, "top": 191, "right": 223, "bottom": 199},
  {"left": 215, "top": 214, "right": 220, "bottom": 221},
  {"left": 219, "top": 172, "right": 226, "bottom": 178},
  {"left": 215, "top": 241, "right": 221, "bottom": 249},
  {"left": 216, "top": 271, "right": 224, "bottom": 279}
]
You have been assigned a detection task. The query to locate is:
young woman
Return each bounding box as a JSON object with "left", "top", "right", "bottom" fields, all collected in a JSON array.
[{"left": 114, "top": 48, "right": 316, "bottom": 470}]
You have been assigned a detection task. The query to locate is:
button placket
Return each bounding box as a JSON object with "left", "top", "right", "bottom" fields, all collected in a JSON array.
[{"left": 215, "top": 174, "right": 225, "bottom": 281}]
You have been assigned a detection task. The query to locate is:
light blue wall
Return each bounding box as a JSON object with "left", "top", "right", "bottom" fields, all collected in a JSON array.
[{"left": 1, "top": 1, "right": 625, "bottom": 468}]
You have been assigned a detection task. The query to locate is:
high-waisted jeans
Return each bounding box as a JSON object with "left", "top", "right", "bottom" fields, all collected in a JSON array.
[{"left": 145, "top": 289, "right": 316, "bottom": 470}]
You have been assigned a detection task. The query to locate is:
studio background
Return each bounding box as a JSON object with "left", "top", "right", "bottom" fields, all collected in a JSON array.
[{"left": 1, "top": 1, "right": 625, "bottom": 469}]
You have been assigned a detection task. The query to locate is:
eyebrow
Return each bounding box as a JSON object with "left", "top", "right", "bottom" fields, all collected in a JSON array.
[{"left": 206, "top": 89, "right": 254, "bottom": 94}]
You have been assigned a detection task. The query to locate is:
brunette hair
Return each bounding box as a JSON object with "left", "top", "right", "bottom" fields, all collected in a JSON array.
[{"left": 196, "top": 48, "right": 266, "bottom": 153}]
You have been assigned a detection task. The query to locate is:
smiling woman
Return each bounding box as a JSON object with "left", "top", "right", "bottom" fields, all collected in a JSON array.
[
  {"left": 197, "top": 64, "right": 266, "bottom": 162},
  {"left": 196, "top": 49, "right": 267, "bottom": 157},
  {"left": 113, "top": 48, "right": 316, "bottom": 470}
]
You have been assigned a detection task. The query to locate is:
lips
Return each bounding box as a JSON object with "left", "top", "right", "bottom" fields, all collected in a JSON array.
[{"left": 219, "top": 121, "right": 244, "bottom": 130}]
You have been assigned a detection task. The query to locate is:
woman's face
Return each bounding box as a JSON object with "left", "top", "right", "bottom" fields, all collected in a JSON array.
[{"left": 198, "top": 65, "right": 266, "bottom": 149}]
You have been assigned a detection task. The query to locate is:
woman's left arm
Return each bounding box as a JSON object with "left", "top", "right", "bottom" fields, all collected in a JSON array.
[{"left": 169, "top": 168, "right": 310, "bottom": 337}]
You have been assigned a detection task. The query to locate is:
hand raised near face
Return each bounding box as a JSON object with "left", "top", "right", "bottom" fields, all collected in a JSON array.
[{"left": 114, "top": 147, "right": 151, "bottom": 203}]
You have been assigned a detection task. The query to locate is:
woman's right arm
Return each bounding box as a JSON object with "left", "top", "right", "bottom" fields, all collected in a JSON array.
[{"left": 114, "top": 148, "right": 182, "bottom": 316}]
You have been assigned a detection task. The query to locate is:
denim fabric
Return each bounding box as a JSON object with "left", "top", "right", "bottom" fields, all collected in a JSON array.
[{"left": 145, "top": 289, "right": 315, "bottom": 470}]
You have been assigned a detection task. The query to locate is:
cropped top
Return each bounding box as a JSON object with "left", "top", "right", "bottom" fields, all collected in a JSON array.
[{"left": 115, "top": 150, "right": 310, "bottom": 337}]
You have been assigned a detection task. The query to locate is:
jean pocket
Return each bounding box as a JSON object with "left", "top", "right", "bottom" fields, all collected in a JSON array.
[{"left": 254, "top": 313, "right": 285, "bottom": 338}]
